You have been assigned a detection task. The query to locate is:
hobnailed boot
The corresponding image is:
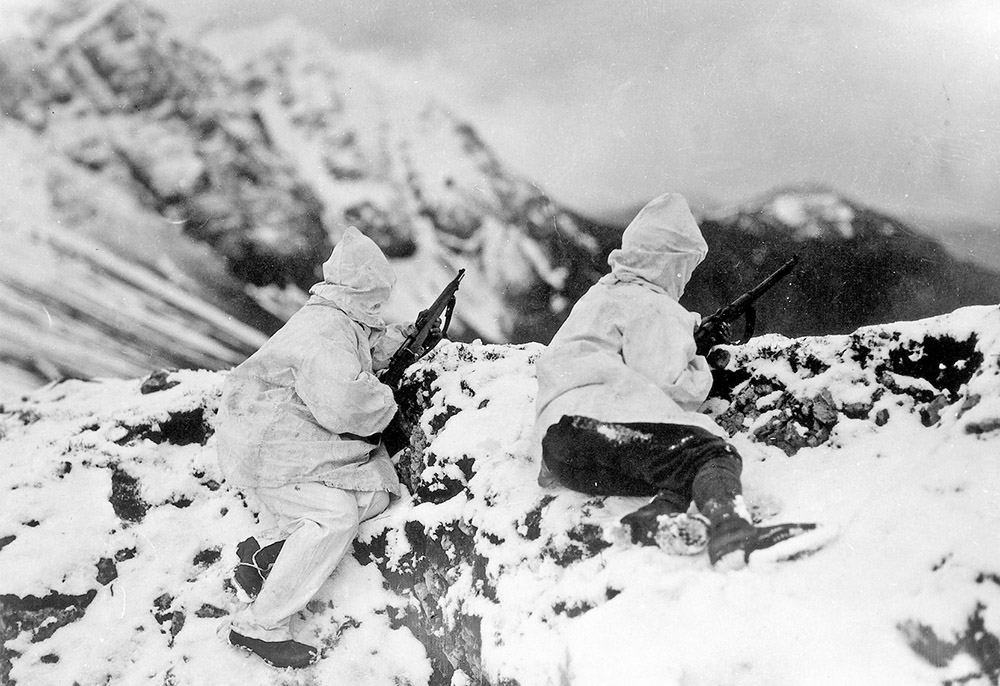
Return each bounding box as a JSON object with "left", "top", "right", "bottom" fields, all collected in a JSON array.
[
  {"left": 707, "top": 516, "right": 821, "bottom": 569},
  {"left": 699, "top": 497, "right": 834, "bottom": 569},
  {"left": 229, "top": 630, "right": 318, "bottom": 669},
  {"left": 620, "top": 492, "right": 709, "bottom": 555},
  {"left": 233, "top": 537, "right": 285, "bottom": 600}
]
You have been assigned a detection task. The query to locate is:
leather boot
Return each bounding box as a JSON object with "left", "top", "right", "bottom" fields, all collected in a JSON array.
[
  {"left": 708, "top": 516, "right": 827, "bottom": 569},
  {"left": 229, "top": 630, "right": 318, "bottom": 669}
]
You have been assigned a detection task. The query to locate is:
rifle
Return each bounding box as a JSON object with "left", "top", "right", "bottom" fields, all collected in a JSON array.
[
  {"left": 380, "top": 269, "right": 465, "bottom": 388},
  {"left": 695, "top": 255, "right": 798, "bottom": 355}
]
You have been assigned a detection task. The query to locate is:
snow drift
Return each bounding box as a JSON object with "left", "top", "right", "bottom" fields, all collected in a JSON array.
[{"left": 2, "top": 306, "right": 999, "bottom": 685}]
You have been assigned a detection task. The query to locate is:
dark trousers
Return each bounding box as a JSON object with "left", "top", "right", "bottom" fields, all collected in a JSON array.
[{"left": 541, "top": 415, "right": 743, "bottom": 515}]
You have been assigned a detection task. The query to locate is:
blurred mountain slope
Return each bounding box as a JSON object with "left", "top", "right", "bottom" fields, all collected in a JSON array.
[
  {"left": 0, "top": 121, "right": 272, "bottom": 396},
  {"left": 0, "top": 0, "right": 608, "bottom": 396}
]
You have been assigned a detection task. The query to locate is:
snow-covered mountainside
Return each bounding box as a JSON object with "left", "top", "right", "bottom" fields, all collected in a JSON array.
[
  {"left": 0, "top": 0, "right": 604, "bottom": 396},
  {"left": 0, "top": 123, "right": 275, "bottom": 396},
  {"left": 684, "top": 187, "right": 1000, "bottom": 339},
  {"left": 2, "top": 306, "right": 998, "bottom": 685}
]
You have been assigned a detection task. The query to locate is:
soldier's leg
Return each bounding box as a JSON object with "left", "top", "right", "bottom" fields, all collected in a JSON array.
[
  {"left": 542, "top": 416, "right": 727, "bottom": 552},
  {"left": 612, "top": 423, "right": 742, "bottom": 551},
  {"left": 688, "top": 446, "right": 828, "bottom": 568},
  {"left": 229, "top": 484, "right": 390, "bottom": 666},
  {"left": 541, "top": 415, "right": 659, "bottom": 496}
]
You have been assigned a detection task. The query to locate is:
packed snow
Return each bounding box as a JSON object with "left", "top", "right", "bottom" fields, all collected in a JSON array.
[{"left": 2, "top": 306, "right": 999, "bottom": 685}]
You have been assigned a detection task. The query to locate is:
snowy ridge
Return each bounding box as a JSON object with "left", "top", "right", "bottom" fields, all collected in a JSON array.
[{"left": 3, "top": 307, "right": 999, "bottom": 684}]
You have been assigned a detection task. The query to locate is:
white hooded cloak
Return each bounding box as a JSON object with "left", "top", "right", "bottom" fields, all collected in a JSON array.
[{"left": 215, "top": 227, "right": 405, "bottom": 493}]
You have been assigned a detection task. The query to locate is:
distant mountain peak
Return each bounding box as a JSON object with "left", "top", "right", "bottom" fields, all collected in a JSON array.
[{"left": 707, "top": 185, "right": 906, "bottom": 242}]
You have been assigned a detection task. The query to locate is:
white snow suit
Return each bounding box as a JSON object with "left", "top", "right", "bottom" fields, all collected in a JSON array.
[
  {"left": 230, "top": 483, "right": 390, "bottom": 642},
  {"left": 216, "top": 226, "right": 405, "bottom": 495},
  {"left": 534, "top": 192, "right": 726, "bottom": 487},
  {"left": 216, "top": 227, "right": 405, "bottom": 641}
]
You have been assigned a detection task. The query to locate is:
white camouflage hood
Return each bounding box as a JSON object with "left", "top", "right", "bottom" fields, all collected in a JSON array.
[
  {"left": 308, "top": 227, "right": 396, "bottom": 328},
  {"left": 600, "top": 193, "right": 707, "bottom": 301}
]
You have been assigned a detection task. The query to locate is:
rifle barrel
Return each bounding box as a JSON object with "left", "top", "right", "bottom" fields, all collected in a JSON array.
[
  {"left": 742, "top": 255, "right": 798, "bottom": 301},
  {"left": 704, "top": 254, "right": 799, "bottom": 326}
]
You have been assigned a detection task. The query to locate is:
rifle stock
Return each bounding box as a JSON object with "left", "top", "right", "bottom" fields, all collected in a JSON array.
[{"left": 380, "top": 269, "right": 465, "bottom": 388}]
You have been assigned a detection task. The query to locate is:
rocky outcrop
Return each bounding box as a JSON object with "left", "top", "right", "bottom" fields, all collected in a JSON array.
[{"left": 705, "top": 323, "right": 987, "bottom": 455}]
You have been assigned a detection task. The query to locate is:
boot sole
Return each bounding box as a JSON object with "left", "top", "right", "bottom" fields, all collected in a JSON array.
[{"left": 716, "top": 523, "right": 839, "bottom": 570}]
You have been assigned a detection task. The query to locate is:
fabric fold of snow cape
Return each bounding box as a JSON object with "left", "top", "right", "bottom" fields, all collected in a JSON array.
[{"left": 216, "top": 227, "right": 405, "bottom": 494}]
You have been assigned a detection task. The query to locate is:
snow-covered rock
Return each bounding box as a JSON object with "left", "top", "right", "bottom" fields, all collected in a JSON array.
[{"left": 3, "top": 306, "right": 999, "bottom": 685}]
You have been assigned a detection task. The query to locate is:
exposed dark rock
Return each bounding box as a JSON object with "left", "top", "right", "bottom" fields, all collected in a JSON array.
[
  {"left": 15, "top": 410, "right": 41, "bottom": 426},
  {"left": 109, "top": 465, "right": 149, "bottom": 523},
  {"left": 96, "top": 557, "right": 118, "bottom": 585},
  {"left": 0, "top": 589, "right": 98, "bottom": 684},
  {"left": 115, "top": 547, "right": 137, "bottom": 562},
  {"left": 708, "top": 329, "right": 991, "bottom": 455},
  {"left": 520, "top": 496, "right": 556, "bottom": 541},
  {"left": 194, "top": 604, "right": 227, "bottom": 619},
  {"left": 140, "top": 369, "right": 180, "bottom": 394},
  {"left": 356, "top": 520, "right": 487, "bottom": 686},
  {"left": 899, "top": 603, "right": 1000, "bottom": 684},
  {"left": 192, "top": 548, "right": 221, "bottom": 567},
  {"left": 884, "top": 334, "right": 981, "bottom": 399},
  {"left": 115, "top": 407, "right": 214, "bottom": 447},
  {"left": 152, "top": 594, "right": 185, "bottom": 646}
]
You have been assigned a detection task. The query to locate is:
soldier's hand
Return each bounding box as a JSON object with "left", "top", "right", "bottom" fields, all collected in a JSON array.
[
  {"left": 418, "top": 309, "right": 444, "bottom": 349},
  {"left": 694, "top": 321, "right": 733, "bottom": 356}
]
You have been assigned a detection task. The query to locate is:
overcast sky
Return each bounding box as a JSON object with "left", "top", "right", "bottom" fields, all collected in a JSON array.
[{"left": 152, "top": 0, "right": 1000, "bottom": 223}]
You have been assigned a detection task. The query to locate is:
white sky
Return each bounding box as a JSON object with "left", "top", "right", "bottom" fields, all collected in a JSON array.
[{"left": 150, "top": 0, "right": 1000, "bottom": 222}]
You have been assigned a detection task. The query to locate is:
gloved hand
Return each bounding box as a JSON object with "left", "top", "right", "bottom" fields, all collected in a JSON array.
[{"left": 418, "top": 309, "right": 444, "bottom": 350}]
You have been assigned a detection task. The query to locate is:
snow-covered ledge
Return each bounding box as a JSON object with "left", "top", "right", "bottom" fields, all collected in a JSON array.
[{"left": 2, "top": 306, "right": 999, "bottom": 685}]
